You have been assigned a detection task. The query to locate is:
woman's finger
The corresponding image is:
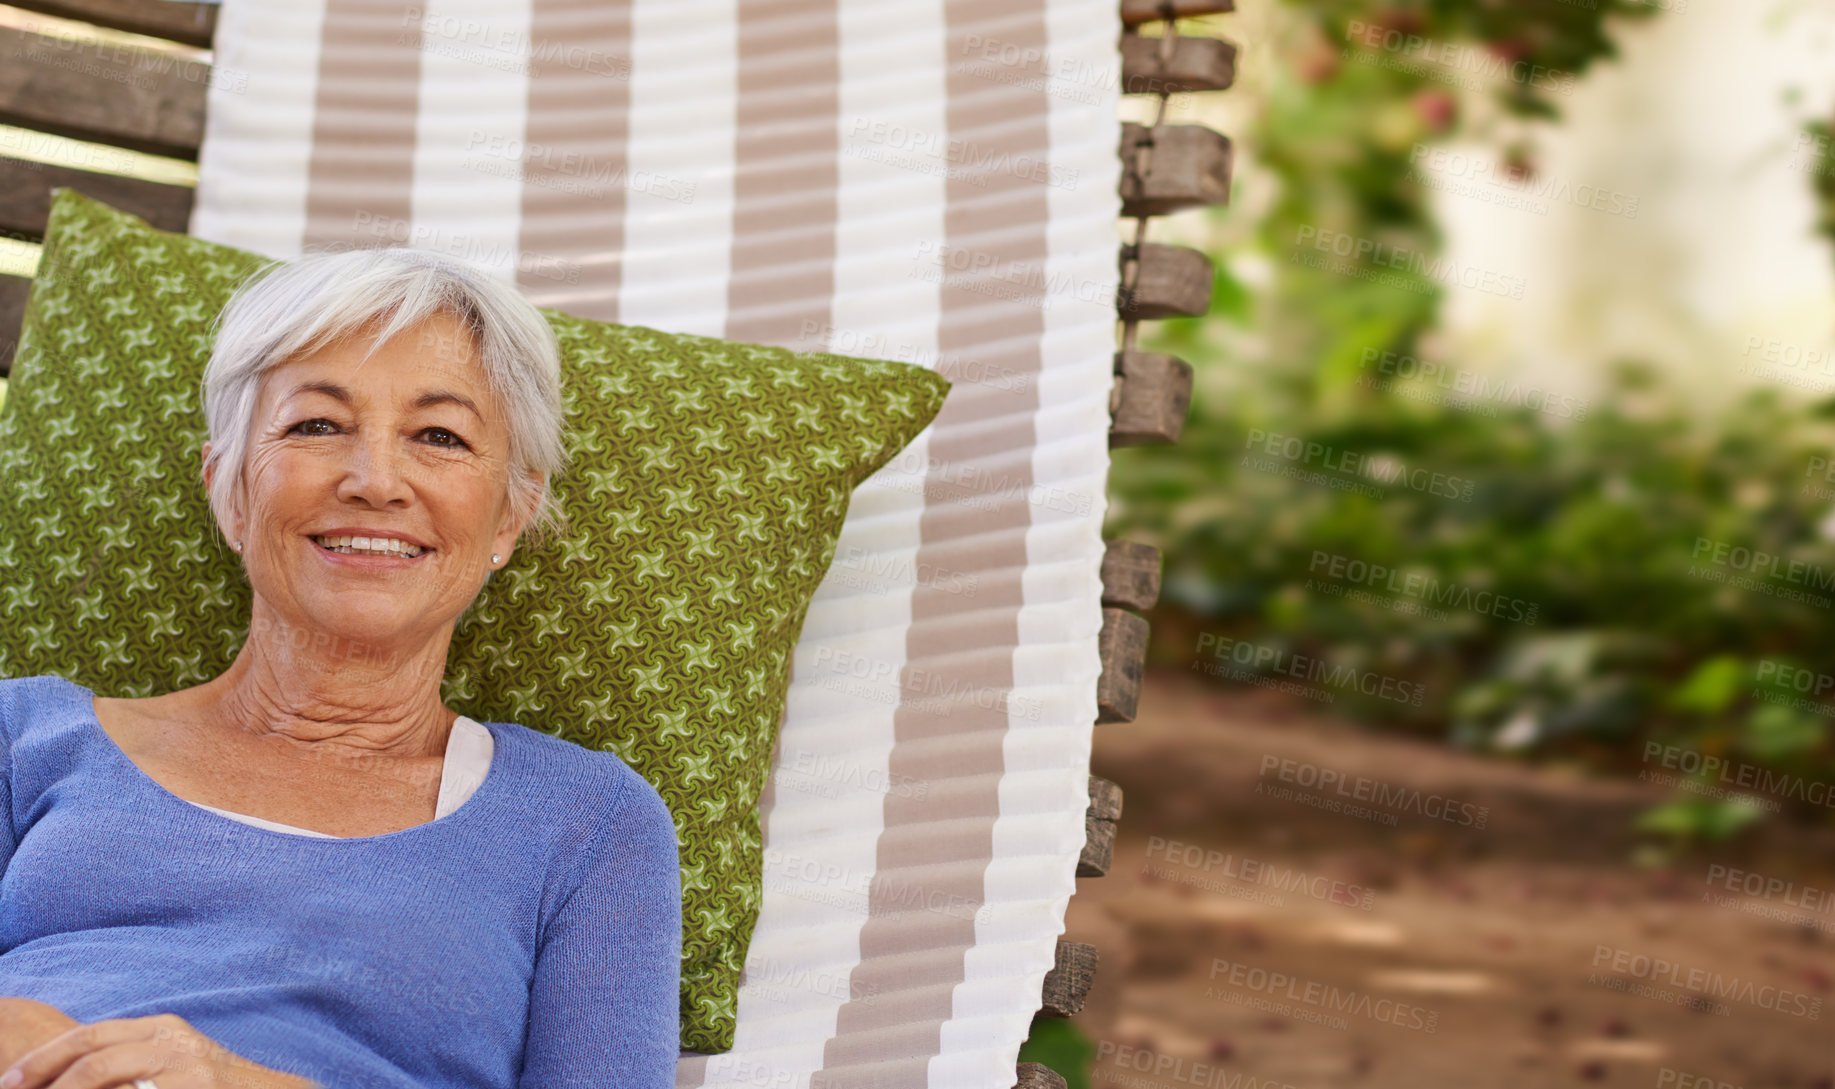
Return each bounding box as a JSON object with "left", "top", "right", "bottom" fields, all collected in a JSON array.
[
  {"left": 46, "top": 1041, "right": 189, "bottom": 1089},
  {"left": 0, "top": 1017, "right": 169, "bottom": 1089}
]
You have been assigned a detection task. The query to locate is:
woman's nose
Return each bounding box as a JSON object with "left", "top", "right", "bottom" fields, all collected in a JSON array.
[{"left": 335, "top": 433, "right": 415, "bottom": 507}]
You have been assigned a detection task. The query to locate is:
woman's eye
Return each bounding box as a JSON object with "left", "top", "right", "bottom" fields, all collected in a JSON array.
[
  {"left": 290, "top": 418, "right": 336, "bottom": 435},
  {"left": 424, "top": 427, "right": 470, "bottom": 449}
]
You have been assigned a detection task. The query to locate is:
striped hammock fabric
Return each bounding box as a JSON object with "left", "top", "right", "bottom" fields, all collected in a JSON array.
[{"left": 190, "top": 2, "right": 1120, "bottom": 1085}]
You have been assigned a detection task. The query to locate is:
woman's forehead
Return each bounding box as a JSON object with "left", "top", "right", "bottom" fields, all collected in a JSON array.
[
  {"left": 265, "top": 322, "right": 489, "bottom": 398},
  {"left": 268, "top": 372, "right": 488, "bottom": 421}
]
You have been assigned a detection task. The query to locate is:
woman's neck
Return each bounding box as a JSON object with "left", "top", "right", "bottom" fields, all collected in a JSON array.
[{"left": 182, "top": 614, "right": 460, "bottom": 762}]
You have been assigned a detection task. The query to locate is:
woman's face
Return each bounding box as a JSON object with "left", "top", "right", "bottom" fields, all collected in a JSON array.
[{"left": 204, "top": 309, "right": 533, "bottom": 661}]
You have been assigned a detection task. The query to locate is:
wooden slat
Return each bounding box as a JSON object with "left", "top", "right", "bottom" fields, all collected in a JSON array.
[
  {"left": 1110, "top": 350, "right": 1192, "bottom": 447},
  {"left": 0, "top": 158, "right": 194, "bottom": 242},
  {"left": 1118, "top": 243, "right": 1213, "bottom": 320},
  {"left": 1120, "top": 0, "right": 1235, "bottom": 26},
  {"left": 1120, "top": 33, "right": 1237, "bottom": 95},
  {"left": 7, "top": 0, "right": 218, "bottom": 49},
  {"left": 1079, "top": 775, "right": 1123, "bottom": 877},
  {"left": 1120, "top": 123, "right": 1233, "bottom": 217},
  {"left": 1096, "top": 607, "right": 1149, "bottom": 724},
  {"left": 1078, "top": 820, "right": 1115, "bottom": 877},
  {"left": 0, "top": 273, "right": 30, "bottom": 377},
  {"left": 1086, "top": 775, "right": 1123, "bottom": 822},
  {"left": 1040, "top": 940, "right": 1099, "bottom": 1017},
  {"left": 1099, "top": 540, "right": 1161, "bottom": 612},
  {"left": 1016, "top": 1063, "right": 1068, "bottom": 1089},
  {"left": 0, "top": 26, "right": 210, "bottom": 159}
]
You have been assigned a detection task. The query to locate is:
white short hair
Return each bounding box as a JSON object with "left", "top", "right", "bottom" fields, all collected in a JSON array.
[{"left": 199, "top": 248, "right": 570, "bottom": 553}]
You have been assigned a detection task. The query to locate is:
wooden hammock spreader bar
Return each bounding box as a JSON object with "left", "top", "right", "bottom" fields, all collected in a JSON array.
[
  {"left": 0, "top": 26, "right": 208, "bottom": 161},
  {"left": 0, "top": 156, "right": 194, "bottom": 242},
  {"left": 0, "top": 276, "right": 26, "bottom": 370},
  {"left": 0, "top": 9, "right": 213, "bottom": 373},
  {"left": 5, "top": 0, "right": 218, "bottom": 50}
]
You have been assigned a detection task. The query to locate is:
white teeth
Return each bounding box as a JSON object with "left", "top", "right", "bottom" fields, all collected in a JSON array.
[{"left": 313, "top": 535, "right": 424, "bottom": 557}]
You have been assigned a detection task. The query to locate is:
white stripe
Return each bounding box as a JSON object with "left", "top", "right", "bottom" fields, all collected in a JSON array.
[
  {"left": 618, "top": 0, "right": 740, "bottom": 334},
  {"left": 933, "top": 0, "right": 1118, "bottom": 1083},
  {"left": 411, "top": 0, "right": 533, "bottom": 284},
  {"left": 190, "top": 0, "right": 327, "bottom": 257}
]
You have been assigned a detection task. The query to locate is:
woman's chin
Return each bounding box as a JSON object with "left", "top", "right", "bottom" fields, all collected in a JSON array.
[{"left": 286, "top": 600, "right": 441, "bottom": 660}]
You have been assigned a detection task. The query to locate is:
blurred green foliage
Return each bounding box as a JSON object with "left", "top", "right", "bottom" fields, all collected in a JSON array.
[
  {"left": 1018, "top": 1014, "right": 1095, "bottom": 1089},
  {"left": 1109, "top": 0, "right": 1835, "bottom": 832}
]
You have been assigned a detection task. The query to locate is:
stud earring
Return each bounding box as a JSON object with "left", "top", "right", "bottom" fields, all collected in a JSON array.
[
  {"left": 234, "top": 541, "right": 242, "bottom": 552},
  {"left": 491, "top": 554, "right": 501, "bottom": 565}
]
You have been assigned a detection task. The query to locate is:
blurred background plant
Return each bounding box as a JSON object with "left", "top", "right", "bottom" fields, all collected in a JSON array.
[
  {"left": 1107, "top": 0, "right": 1835, "bottom": 844},
  {"left": 1018, "top": 1018, "right": 1095, "bottom": 1089}
]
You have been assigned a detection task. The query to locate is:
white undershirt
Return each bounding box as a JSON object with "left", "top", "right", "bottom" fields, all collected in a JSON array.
[{"left": 191, "top": 716, "right": 495, "bottom": 838}]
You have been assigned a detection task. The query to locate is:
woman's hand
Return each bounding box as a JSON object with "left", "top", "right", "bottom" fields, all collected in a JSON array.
[
  {"left": 0, "top": 999, "right": 79, "bottom": 1070},
  {"left": 0, "top": 1012, "right": 316, "bottom": 1089}
]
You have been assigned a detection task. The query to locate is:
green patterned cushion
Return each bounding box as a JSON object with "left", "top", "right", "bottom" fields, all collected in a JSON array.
[{"left": 0, "top": 188, "right": 950, "bottom": 1052}]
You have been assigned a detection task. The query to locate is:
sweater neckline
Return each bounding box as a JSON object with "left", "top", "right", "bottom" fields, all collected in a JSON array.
[{"left": 59, "top": 676, "right": 507, "bottom": 844}]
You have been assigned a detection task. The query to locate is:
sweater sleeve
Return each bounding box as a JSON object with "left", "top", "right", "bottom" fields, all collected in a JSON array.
[{"left": 518, "top": 768, "right": 682, "bottom": 1089}]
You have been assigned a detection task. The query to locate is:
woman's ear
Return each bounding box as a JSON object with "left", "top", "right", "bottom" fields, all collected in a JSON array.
[
  {"left": 491, "top": 471, "right": 547, "bottom": 563},
  {"left": 200, "top": 440, "right": 241, "bottom": 549}
]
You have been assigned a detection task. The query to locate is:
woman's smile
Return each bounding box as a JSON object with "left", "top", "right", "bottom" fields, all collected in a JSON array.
[
  {"left": 309, "top": 532, "right": 436, "bottom": 565},
  {"left": 310, "top": 536, "right": 436, "bottom": 566}
]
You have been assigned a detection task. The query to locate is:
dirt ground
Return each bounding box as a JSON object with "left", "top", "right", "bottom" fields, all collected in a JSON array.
[{"left": 1062, "top": 666, "right": 1835, "bottom": 1089}]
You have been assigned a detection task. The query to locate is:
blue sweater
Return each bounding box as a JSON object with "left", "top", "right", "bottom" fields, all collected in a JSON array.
[{"left": 0, "top": 675, "right": 682, "bottom": 1089}]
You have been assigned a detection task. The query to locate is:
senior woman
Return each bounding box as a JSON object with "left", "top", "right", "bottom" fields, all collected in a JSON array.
[{"left": 0, "top": 248, "right": 682, "bottom": 1088}]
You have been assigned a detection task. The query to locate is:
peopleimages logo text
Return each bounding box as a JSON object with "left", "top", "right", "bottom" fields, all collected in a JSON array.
[
  {"left": 1308, "top": 551, "right": 1538, "bottom": 624},
  {"left": 1259, "top": 756, "right": 1488, "bottom": 828},
  {"left": 1690, "top": 538, "right": 1835, "bottom": 592},
  {"left": 1590, "top": 946, "right": 1821, "bottom": 1020},
  {"left": 1643, "top": 739, "right": 1835, "bottom": 809}
]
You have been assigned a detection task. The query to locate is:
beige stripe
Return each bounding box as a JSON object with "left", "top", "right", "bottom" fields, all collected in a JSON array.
[
  {"left": 516, "top": 0, "right": 633, "bottom": 316},
  {"left": 724, "top": 0, "right": 838, "bottom": 898},
  {"left": 818, "top": 2, "right": 1053, "bottom": 1082},
  {"left": 303, "top": 1, "right": 422, "bottom": 248},
  {"left": 725, "top": 0, "right": 840, "bottom": 347}
]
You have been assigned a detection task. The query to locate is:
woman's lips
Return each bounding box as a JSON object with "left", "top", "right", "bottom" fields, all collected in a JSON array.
[{"left": 311, "top": 537, "right": 434, "bottom": 564}]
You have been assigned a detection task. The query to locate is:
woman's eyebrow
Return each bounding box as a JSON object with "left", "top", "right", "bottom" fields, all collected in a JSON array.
[{"left": 286, "top": 380, "right": 483, "bottom": 421}]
